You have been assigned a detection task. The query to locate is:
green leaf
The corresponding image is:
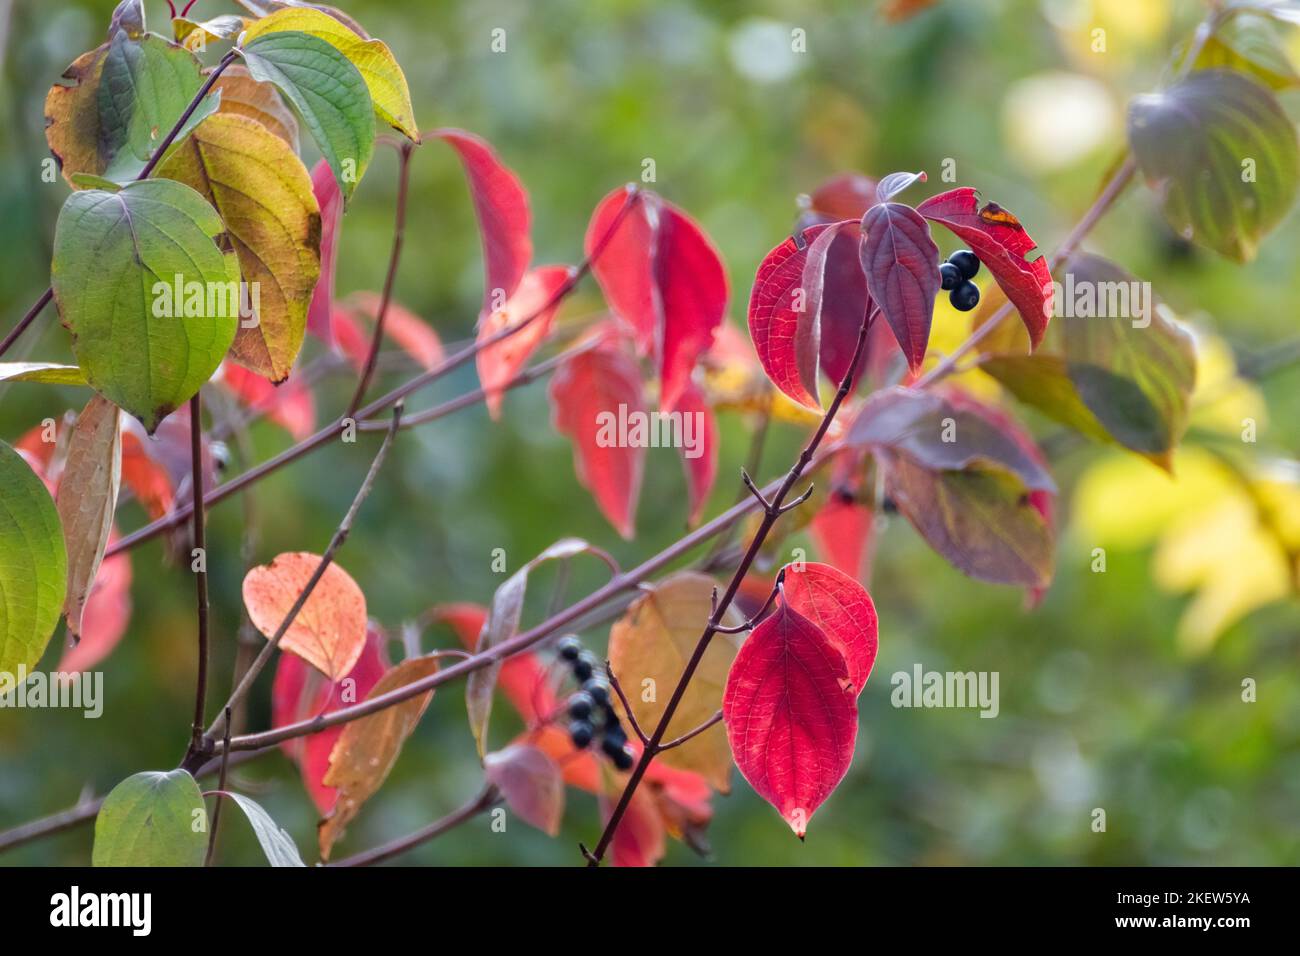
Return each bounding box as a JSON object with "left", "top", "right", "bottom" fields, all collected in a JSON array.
[
  {"left": 240, "top": 6, "right": 419, "bottom": 140},
  {"left": 1190, "top": 18, "right": 1300, "bottom": 90},
  {"left": 982, "top": 254, "right": 1196, "bottom": 470},
  {"left": 93, "top": 770, "right": 207, "bottom": 867},
  {"left": 98, "top": 30, "right": 221, "bottom": 181},
  {"left": 1127, "top": 69, "right": 1300, "bottom": 261},
  {"left": 239, "top": 30, "right": 374, "bottom": 202},
  {"left": 51, "top": 179, "right": 240, "bottom": 433},
  {"left": 220, "top": 792, "right": 307, "bottom": 866},
  {"left": 0, "top": 442, "right": 67, "bottom": 676},
  {"left": 0, "top": 362, "right": 87, "bottom": 385},
  {"left": 159, "top": 113, "right": 322, "bottom": 382},
  {"left": 979, "top": 354, "right": 1112, "bottom": 443}
]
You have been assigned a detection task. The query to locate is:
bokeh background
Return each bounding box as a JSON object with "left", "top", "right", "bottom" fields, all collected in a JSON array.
[{"left": 2, "top": 0, "right": 1299, "bottom": 866}]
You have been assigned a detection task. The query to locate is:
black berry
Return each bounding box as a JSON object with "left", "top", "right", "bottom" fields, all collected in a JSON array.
[
  {"left": 939, "top": 262, "right": 963, "bottom": 291},
  {"left": 569, "top": 719, "right": 594, "bottom": 749},
  {"left": 568, "top": 691, "right": 594, "bottom": 721},
  {"left": 611, "top": 748, "right": 635, "bottom": 771},
  {"left": 949, "top": 281, "right": 980, "bottom": 312},
  {"left": 948, "top": 250, "right": 980, "bottom": 280},
  {"left": 582, "top": 678, "right": 611, "bottom": 707},
  {"left": 603, "top": 723, "right": 628, "bottom": 747},
  {"left": 557, "top": 635, "right": 582, "bottom": 661},
  {"left": 601, "top": 735, "right": 631, "bottom": 761},
  {"left": 572, "top": 650, "right": 598, "bottom": 682}
]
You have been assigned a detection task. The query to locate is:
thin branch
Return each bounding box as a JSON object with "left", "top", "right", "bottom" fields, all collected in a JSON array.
[
  {"left": 586, "top": 309, "right": 878, "bottom": 866},
  {"left": 199, "top": 402, "right": 406, "bottom": 750},
  {"left": 0, "top": 288, "right": 52, "bottom": 359},
  {"left": 105, "top": 190, "right": 642, "bottom": 560},
  {"left": 354, "top": 337, "right": 598, "bottom": 432},
  {"left": 327, "top": 785, "right": 500, "bottom": 867},
  {"left": 187, "top": 393, "right": 211, "bottom": 756},
  {"left": 346, "top": 139, "right": 415, "bottom": 416},
  {"left": 204, "top": 708, "right": 233, "bottom": 866},
  {"left": 605, "top": 663, "right": 650, "bottom": 746},
  {"left": 658, "top": 710, "right": 722, "bottom": 752}
]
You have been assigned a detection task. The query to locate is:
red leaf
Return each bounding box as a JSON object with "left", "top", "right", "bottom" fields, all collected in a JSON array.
[
  {"left": 435, "top": 602, "right": 557, "bottom": 726},
  {"left": 723, "top": 596, "right": 857, "bottom": 837},
  {"left": 748, "top": 230, "right": 822, "bottom": 408},
  {"left": 859, "top": 201, "right": 941, "bottom": 372},
  {"left": 336, "top": 292, "right": 445, "bottom": 371},
  {"left": 916, "top": 187, "right": 1054, "bottom": 349},
  {"left": 307, "top": 159, "right": 342, "bottom": 345},
  {"left": 476, "top": 265, "right": 573, "bottom": 419},
  {"left": 220, "top": 362, "right": 316, "bottom": 441},
  {"left": 782, "top": 562, "right": 879, "bottom": 696},
  {"left": 808, "top": 173, "right": 878, "bottom": 221},
  {"left": 484, "top": 743, "right": 565, "bottom": 836},
  {"left": 671, "top": 379, "right": 717, "bottom": 526},
  {"left": 58, "top": 539, "right": 132, "bottom": 674},
  {"left": 435, "top": 129, "right": 532, "bottom": 313},
  {"left": 549, "top": 335, "right": 646, "bottom": 539},
  {"left": 271, "top": 625, "right": 389, "bottom": 815},
  {"left": 586, "top": 189, "right": 727, "bottom": 412},
  {"left": 809, "top": 492, "right": 875, "bottom": 585},
  {"left": 118, "top": 431, "right": 176, "bottom": 520}
]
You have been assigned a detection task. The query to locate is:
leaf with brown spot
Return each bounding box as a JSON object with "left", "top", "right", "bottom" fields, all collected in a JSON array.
[
  {"left": 55, "top": 396, "right": 122, "bottom": 640},
  {"left": 242, "top": 552, "right": 367, "bottom": 680},
  {"left": 159, "top": 113, "right": 321, "bottom": 382},
  {"left": 318, "top": 654, "right": 440, "bottom": 859},
  {"left": 608, "top": 571, "right": 742, "bottom": 791}
]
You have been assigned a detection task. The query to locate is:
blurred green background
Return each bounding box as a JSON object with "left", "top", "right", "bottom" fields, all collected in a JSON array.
[{"left": 2, "top": 0, "right": 1299, "bottom": 866}]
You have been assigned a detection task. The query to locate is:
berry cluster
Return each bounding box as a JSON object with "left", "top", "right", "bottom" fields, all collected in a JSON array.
[
  {"left": 939, "top": 249, "right": 981, "bottom": 312},
  {"left": 557, "top": 636, "right": 635, "bottom": 770}
]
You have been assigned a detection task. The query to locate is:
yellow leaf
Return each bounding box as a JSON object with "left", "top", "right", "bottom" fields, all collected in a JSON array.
[
  {"left": 319, "top": 655, "right": 439, "bottom": 859},
  {"left": 159, "top": 113, "right": 321, "bottom": 382},
  {"left": 607, "top": 571, "right": 741, "bottom": 792},
  {"left": 240, "top": 7, "right": 419, "bottom": 141}
]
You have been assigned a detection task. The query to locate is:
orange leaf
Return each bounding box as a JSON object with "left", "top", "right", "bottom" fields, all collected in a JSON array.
[
  {"left": 318, "top": 654, "right": 440, "bottom": 859},
  {"left": 243, "top": 552, "right": 367, "bottom": 680},
  {"left": 476, "top": 265, "right": 573, "bottom": 419}
]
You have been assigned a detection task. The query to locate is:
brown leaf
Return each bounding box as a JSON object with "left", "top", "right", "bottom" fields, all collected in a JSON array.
[
  {"left": 242, "top": 552, "right": 367, "bottom": 680},
  {"left": 212, "top": 63, "right": 300, "bottom": 152},
  {"left": 318, "top": 654, "right": 440, "bottom": 859},
  {"left": 608, "top": 571, "right": 741, "bottom": 791},
  {"left": 55, "top": 395, "right": 122, "bottom": 639}
]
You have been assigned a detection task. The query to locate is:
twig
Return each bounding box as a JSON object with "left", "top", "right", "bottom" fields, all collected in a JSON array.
[
  {"left": 187, "top": 393, "right": 211, "bottom": 757},
  {"left": 658, "top": 710, "right": 722, "bottom": 751},
  {"left": 204, "top": 708, "right": 233, "bottom": 866},
  {"left": 605, "top": 663, "right": 650, "bottom": 746},
  {"left": 346, "top": 139, "right": 415, "bottom": 416},
  {"left": 199, "top": 402, "right": 406, "bottom": 751},
  {"left": 327, "top": 785, "right": 499, "bottom": 867},
  {"left": 585, "top": 308, "right": 877, "bottom": 866}
]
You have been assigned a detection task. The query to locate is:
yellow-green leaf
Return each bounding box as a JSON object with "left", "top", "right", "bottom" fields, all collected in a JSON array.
[
  {"left": 0, "top": 363, "right": 87, "bottom": 385},
  {"left": 0, "top": 442, "right": 67, "bottom": 677},
  {"left": 159, "top": 113, "right": 322, "bottom": 382},
  {"left": 213, "top": 62, "right": 300, "bottom": 151},
  {"left": 241, "top": 6, "right": 418, "bottom": 141}
]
